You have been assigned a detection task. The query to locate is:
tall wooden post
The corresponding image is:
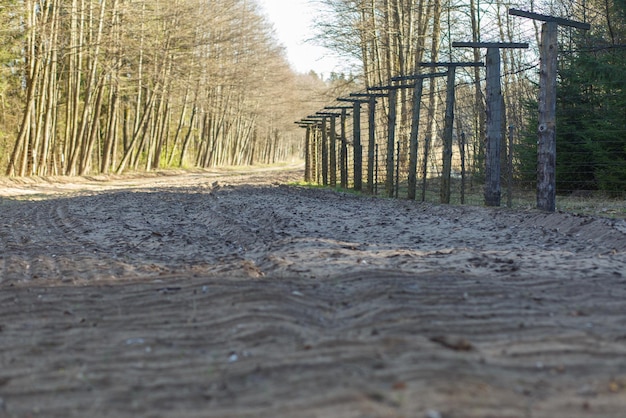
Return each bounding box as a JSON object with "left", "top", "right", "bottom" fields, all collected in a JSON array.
[
  {"left": 484, "top": 47, "right": 503, "bottom": 206},
  {"left": 421, "top": 62, "right": 483, "bottom": 204},
  {"left": 321, "top": 117, "right": 329, "bottom": 186},
  {"left": 507, "top": 124, "right": 514, "bottom": 208},
  {"left": 368, "top": 96, "right": 377, "bottom": 194},
  {"left": 309, "top": 122, "right": 317, "bottom": 183},
  {"left": 296, "top": 120, "right": 318, "bottom": 183},
  {"left": 329, "top": 116, "right": 337, "bottom": 186},
  {"left": 311, "top": 124, "right": 320, "bottom": 184},
  {"left": 407, "top": 78, "right": 424, "bottom": 200},
  {"left": 353, "top": 102, "right": 362, "bottom": 191},
  {"left": 509, "top": 9, "right": 590, "bottom": 212},
  {"left": 441, "top": 66, "right": 456, "bottom": 204},
  {"left": 325, "top": 105, "right": 352, "bottom": 189},
  {"left": 348, "top": 93, "right": 386, "bottom": 194},
  {"left": 304, "top": 125, "right": 312, "bottom": 182},
  {"left": 341, "top": 100, "right": 364, "bottom": 191},
  {"left": 453, "top": 42, "right": 529, "bottom": 207},
  {"left": 316, "top": 124, "right": 323, "bottom": 184},
  {"left": 340, "top": 110, "right": 348, "bottom": 188},
  {"left": 318, "top": 112, "right": 340, "bottom": 187},
  {"left": 460, "top": 132, "right": 466, "bottom": 204},
  {"left": 306, "top": 116, "right": 326, "bottom": 185},
  {"left": 537, "top": 21, "right": 558, "bottom": 212},
  {"left": 371, "top": 78, "right": 444, "bottom": 200},
  {"left": 386, "top": 88, "right": 397, "bottom": 197}
]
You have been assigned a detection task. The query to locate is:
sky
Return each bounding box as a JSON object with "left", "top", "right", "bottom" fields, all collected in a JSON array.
[{"left": 256, "top": 0, "right": 341, "bottom": 77}]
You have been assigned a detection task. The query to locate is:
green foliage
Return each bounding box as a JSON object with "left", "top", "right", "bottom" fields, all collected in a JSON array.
[
  {"left": 520, "top": 7, "right": 626, "bottom": 197},
  {"left": 517, "top": 98, "right": 538, "bottom": 190},
  {"left": 557, "top": 40, "right": 626, "bottom": 196},
  {"left": 0, "top": 0, "right": 25, "bottom": 173}
]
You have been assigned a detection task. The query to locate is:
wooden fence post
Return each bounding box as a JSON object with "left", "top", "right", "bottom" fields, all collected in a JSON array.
[
  {"left": 337, "top": 95, "right": 367, "bottom": 192},
  {"left": 316, "top": 112, "right": 339, "bottom": 187},
  {"left": 321, "top": 117, "right": 329, "bottom": 186},
  {"left": 485, "top": 47, "right": 503, "bottom": 206},
  {"left": 368, "top": 96, "right": 377, "bottom": 194},
  {"left": 460, "top": 131, "right": 466, "bottom": 204},
  {"left": 447, "top": 44, "right": 530, "bottom": 206},
  {"left": 329, "top": 115, "right": 337, "bottom": 186},
  {"left": 304, "top": 125, "right": 312, "bottom": 182},
  {"left": 324, "top": 106, "right": 353, "bottom": 189},
  {"left": 352, "top": 101, "right": 363, "bottom": 191},
  {"left": 348, "top": 92, "right": 386, "bottom": 194},
  {"left": 420, "top": 62, "right": 482, "bottom": 204},
  {"left": 340, "top": 109, "right": 348, "bottom": 188},
  {"left": 315, "top": 125, "right": 322, "bottom": 184},
  {"left": 408, "top": 78, "right": 424, "bottom": 200},
  {"left": 386, "top": 88, "right": 397, "bottom": 198},
  {"left": 537, "top": 21, "right": 558, "bottom": 212},
  {"left": 441, "top": 66, "right": 456, "bottom": 204},
  {"left": 509, "top": 9, "right": 590, "bottom": 212}
]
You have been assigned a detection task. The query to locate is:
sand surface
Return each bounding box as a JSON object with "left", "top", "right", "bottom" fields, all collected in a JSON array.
[{"left": 1, "top": 165, "right": 625, "bottom": 417}]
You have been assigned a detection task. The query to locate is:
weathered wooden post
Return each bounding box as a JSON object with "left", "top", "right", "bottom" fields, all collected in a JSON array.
[
  {"left": 442, "top": 66, "right": 456, "bottom": 205},
  {"left": 296, "top": 120, "right": 317, "bottom": 182},
  {"left": 460, "top": 131, "right": 466, "bottom": 204},
  {"left": 368, "top": 95, "right": 377, "bottom": 194},
  {"left": 321, "top": 117, "right": 328, "bottom": 185},
  {"left": 340, "top": 109, "right": 348, "bottom": 188},
  {"left": 387, "top": 89, "right": 398, "bottom": 197},
  {"left": 395, "top": 140, "right": 400, "bottom": 198},
  {"left": 306, "top": 115, "right": 325, "bottom": 184},
  {"left": 537, "top": 21, "right": 558, "bottom": 212},
  {"left": 408, "top": 78, "right": 424, "bottom": 200},
  {"left": 348, "top": 93, "right": 386, "bottom": 194},
  {"left": 374, "top": 144, "right": 379, "bottom": 195},
  {"left": 337, "top": 97, "right": 368, "bottom": 191},
  {"left": 421, "top": 62, "right": 483, "bottom": 204},
  {"left": 452, "top": 42, "right": 529, "bottom": 207},
  {"left": 310, "top": 124, "right": 319, "bottom": 184},
  {"left": 329, "top": 116, "right": 337, "bottom": 187},
  {"left": 507, "top": 124, "right": 514, "bottom": 208},
  {"left": 353, "top": 101, "right": 362, "bottom": 191},
  {"left": 391, "top": 72, "right": 448, "bottom": 200},
  {"left": 325, "top": 106, "right": 352, "bottom": 188},
  {"left": 368, "top": 82, "right": 430, "bottom": 198},
  {"left": 317, "top": 111, "right": 343, "bottom": 187},
  {"left": 361, "top": 88, "right": 396, "bottom": 197},
  {"left": 509, "top": 9, "right": 590, "bottom": 212},
  {"left": 305, "top": 125, "right": 312, "bottom": 182}
]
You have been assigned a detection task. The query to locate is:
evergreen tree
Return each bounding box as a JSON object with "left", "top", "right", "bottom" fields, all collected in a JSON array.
[
  {"left": 556, "top": 0, "right": 626, "bottom": 196},
  {"left": 520, "top": 0, "right": 626, "bottom": 197}
]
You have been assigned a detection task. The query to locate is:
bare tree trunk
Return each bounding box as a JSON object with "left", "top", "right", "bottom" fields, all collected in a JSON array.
[
  {"left": 68, "top": 0, "right": 107, "bottom": 175},
  {"left": 421, "top": 0, "right": 442, "bottom": 200},
  {"left": 7, "top": 0, "right": 40, "bottom": 176}
]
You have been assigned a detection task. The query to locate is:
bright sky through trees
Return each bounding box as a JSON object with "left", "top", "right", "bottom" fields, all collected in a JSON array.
[{"left": 257, "top": 0, "right": 339, "bottom": 77}]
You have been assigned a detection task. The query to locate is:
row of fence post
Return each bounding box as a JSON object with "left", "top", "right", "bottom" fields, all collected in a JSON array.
[{"left": 297, "top": 9, "right": 590, "bottom": 212}]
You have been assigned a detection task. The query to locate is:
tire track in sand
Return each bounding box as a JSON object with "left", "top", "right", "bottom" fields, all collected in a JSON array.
[{"left": 1, "top": 271, "right": 626, "bottom": 417}]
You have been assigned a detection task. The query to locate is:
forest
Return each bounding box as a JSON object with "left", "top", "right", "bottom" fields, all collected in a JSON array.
[
  {"left": 0, "top": 0, "right": 334, "bottom": 176},
  {"left": 312, "top": 0, "right": 626, "bottom": 197},
  {"left": 0, "top": 0, "right": 625, "bottom": 197}
]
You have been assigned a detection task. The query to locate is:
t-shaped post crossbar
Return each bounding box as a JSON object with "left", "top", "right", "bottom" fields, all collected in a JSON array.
[
  {"left": 453, "top": 42, "right": 529, "bottom": 208},
  {"left": 419, "top": 62, "right": 483, "bottom": 204}
]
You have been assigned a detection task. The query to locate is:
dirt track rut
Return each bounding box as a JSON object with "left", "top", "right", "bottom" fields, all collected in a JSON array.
[{"left": 1, "top": 167, "right": 626, "bottom": 417}]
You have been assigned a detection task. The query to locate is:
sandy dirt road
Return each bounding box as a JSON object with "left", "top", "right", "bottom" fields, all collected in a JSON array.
[{"left": 1, "top": 165, "right": 626, "bottom": 418}]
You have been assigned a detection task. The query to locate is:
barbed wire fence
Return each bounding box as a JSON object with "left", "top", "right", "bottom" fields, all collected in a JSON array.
[{"left": 298, "top": 7, "right": 625, "bottom": 217}]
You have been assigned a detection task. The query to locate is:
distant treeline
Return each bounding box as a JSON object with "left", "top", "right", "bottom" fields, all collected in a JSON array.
[{"left": 0, "top": 0, "right": 328, "bottom": 176}]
